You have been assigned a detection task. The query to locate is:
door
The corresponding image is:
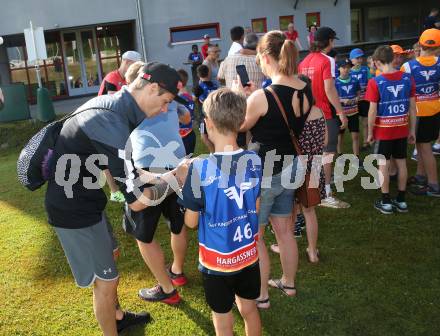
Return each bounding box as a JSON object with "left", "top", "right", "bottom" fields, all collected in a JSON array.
[{"left": 62, "top": 30, "right": 101, "bottom": 96}]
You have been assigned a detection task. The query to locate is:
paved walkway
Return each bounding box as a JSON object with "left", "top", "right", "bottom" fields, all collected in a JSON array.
[{"left": 29, "top": 95, "right": 93, "bottom": 119}]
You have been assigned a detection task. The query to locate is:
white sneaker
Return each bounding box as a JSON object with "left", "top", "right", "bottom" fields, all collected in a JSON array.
[
  {"left": 391, "top": 199, "right": 408, "bottom": 213},
  {"left": 318, "top": 195, "right": 350, "bottom": 209},
  {"left": 411, "top": 149, "right": 418, "bottom": 161},
  {"left": 432, "top": 144, "right": 440, "bottom": 155}
]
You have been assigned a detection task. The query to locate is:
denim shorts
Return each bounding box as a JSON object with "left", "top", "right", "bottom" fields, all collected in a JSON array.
[{"left": 258, "top": 172, "right": 295, "bottom": 225}]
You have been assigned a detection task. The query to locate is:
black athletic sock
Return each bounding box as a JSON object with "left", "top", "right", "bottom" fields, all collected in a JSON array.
[
  {"left": 382, "top": 193, "right": 391, "bottom": 204},
  {"left": 396, "top": 190, "right": 406, "bottom": 203}
]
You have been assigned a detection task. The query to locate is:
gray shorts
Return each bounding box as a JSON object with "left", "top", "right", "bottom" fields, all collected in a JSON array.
[
  {"left": 54, "top": 213, "right": 119, "bottom": 288},
  {"left": 324, "top": 118, "right": 339, "bottom": 153}
]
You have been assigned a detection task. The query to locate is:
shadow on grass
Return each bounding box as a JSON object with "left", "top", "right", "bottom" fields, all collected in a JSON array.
[
  {"left": 118, "top": 319, "right": 151, "bottom": 336},
  {"left": 118, "top": 301, "right": 214, "bottom": 336},
  {"left": 0, "top": 154, "right": 149, "bottom": 282},
  {"left": 178, "top": 300, "right": 215, "bottom": 336},
  {"left": 0, "top": 153, "right": 73, "bottom": 280}
]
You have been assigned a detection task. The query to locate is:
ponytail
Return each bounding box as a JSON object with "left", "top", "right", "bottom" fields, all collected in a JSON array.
[
  {"left": 279, "top": 39, "right": 298, "bottom": 76},
  {"left": 310, "top": 40, "right": 330, "bottom": 52},
  {"left": 257, "top": 30, "right": 298, "bottom": 77}
]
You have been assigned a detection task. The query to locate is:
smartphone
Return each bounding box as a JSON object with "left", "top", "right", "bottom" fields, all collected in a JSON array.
[{"left": 236, "top": 65, "right": 250, "bottom": 87}]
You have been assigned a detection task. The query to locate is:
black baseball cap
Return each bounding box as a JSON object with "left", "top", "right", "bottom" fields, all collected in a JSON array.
[
  {"left": 315, "top": 27, "right": 339, "bottom": 42},
  {"left": 141, "top": 62, "right": 186, "bottom": 104},
  {"left": 337, "top": 58, "right": 352, "bottom": 68}
]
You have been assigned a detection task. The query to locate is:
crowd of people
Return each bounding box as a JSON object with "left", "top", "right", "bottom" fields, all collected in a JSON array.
[{"left": 38, "top": 10, "right": 440, "bottom": 336}]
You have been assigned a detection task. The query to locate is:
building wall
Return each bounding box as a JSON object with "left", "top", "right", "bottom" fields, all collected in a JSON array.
[
  {"left": 0, "top": 0, "right": 137, "bottom": 35},
  {"left": 0, "top": 0, "right": 139, "bottom": 86},
  {"left": 140, "top": 0, "right": 351, "bottom": 69},
  {"left": 0, "top": 0, "right": 350, "bottom": 87}
]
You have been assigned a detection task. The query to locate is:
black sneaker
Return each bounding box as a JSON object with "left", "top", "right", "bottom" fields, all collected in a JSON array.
[
  {"left": 374, "top": 200, "right": 393, "bottom": 214},
  {"left": 410, "top": 185, "right": 440, "bottom": 197},
  {"left": 361, "top": 144, "right": 370, "bottom": 152},
  {"left": 407, "top": 176, "right": 427, "bottom": 187},
  {"left": 116, "top": 311, "right": 151, "bottom": 333},
  {"left": 139, "top": 285, "right": 181, "bottom": 305},
  {"left": 295, "top": 213, "right": 306, "bottom": 229}
]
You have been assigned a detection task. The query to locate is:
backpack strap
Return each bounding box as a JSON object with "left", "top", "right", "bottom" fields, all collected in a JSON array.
[{"left": 62, "top": 107, "right": 116, "bottom": 122}]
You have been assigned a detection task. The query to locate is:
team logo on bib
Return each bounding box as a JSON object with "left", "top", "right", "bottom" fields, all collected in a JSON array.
[
  {"left": 224, "top": 182, "right": 252, "bottom": 209},
  {"left": 387, "top": 85, "right": 404, "bottom": 98},
  {"left": 342, "top": 85, "right": 353, "bottom": 94},
  {"left": 420, "top": 70, "right": 436, "bottom": 81}
]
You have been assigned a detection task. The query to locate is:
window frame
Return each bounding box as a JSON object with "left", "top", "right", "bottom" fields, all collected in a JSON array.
[
  {"left": 95, "top": 27, "right": 122, "bottom": 81},
  {"left": 7, "top": 33, "right": 69, "bottom": 103},
  {"left": 251, "top": 18, "right": 268, "bottom": 34},
  {"left": 169, "top": 22, "right": 221, "bottom": 45},
  {"left": 306, "top": 12, "right": 321, "bottom": 28},
  {"left": 279, "top": 15, "right": 294, "bottom": 31}
]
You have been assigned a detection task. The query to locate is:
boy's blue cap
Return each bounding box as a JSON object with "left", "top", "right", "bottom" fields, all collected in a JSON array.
[
  {"left": 349, "top": 48, "right": 364, "bottom": 59},
  {"left": 337, "top": 58, "right": 352, "bottom": 68}
]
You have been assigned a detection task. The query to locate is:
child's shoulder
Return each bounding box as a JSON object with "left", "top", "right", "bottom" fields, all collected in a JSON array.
[
  {"left": 201, "top": 80, "right": 214, "bottom": 87},
  {"left": 351, "top": 76, "right": 360, "bottom": 84},
  {"left": 214, "top": 150, "right": 262, "bottom": 173},
  {"left": 191, "top": 155, "right": 213, "bottom": 167},
  {"left": 233, "top": 150, "right": 261, "bottom": 162}
]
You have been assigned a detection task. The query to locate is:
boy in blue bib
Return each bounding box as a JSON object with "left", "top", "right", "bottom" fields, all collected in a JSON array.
[
  {"left": 350, "top": 48, "right": 373, "bottom": 150},
  {"left": 179, "top": 88, "right": 262, "bottom": 336},
  {"left": 335, "top": 59, "right": 362, "bottom": 161},
  {"left": 365, "top": 46, "right": 416, "bottom": 214},
  {"left": 194, "top": 64, "right": 219, "bottom": 153}
]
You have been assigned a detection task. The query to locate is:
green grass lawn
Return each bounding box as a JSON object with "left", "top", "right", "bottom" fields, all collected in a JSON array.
[{"left": 0, "top": 120, "right": 439, "bottom": 336}]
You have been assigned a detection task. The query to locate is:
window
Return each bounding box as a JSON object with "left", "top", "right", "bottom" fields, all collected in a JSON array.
[
  {"left": 96, "top": 22, "right": 134, "bottom": 79},
  {"left": 351, "top": 9, "right": 362, "bottom": 43},
  {"left": 391, "top": 8, "right": 419, "bottom": 39},
  {"left": 6, "top": 32, "right": 68, "bottom": 101},
  {"left": 170, "top": 23, "right": 220, "bottom": 44},
  {"left": 366, "top": 7, "right": 392, "bottom": 42},
  {"left": 43, "top": 32, "right": 67, "bottom": 97},
  {"left": 280, "top": 16, "right": 294, "bottom": 31},
  {"left": 306, "top": 12, "right": 320, "bottom": 28},
  {"left": 364, "top": 6, "right": 419, "bottom": 42},
  {"left": 251, "top": 18, "right": 267, "bottom": 34},
  {"left": 96, "top": 25, "right": 122, "bottom": 79}
]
